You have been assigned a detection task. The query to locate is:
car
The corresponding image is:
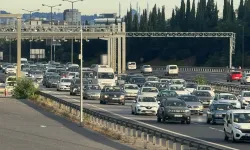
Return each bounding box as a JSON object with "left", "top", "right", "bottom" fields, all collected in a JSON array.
[
  {"left": 100, "top": 86, "right": 125, "bottom": 105},
  {"left": 213, "top": 93, "right": 241, "bottom": 109},
  {"left": 179, "top": 95, "right": 203, "bottom": 115},
  {"left": 165, "top": 65, "right": 178, "bottom": 76},
  {"left": 157, "top": 90, "right": 179, "bottom": 102},
  {"left": 67, "top": 72, "right": 79, "bottom": 79},
  {"left": 245, "top": 104, "right": 250, "bottom": 110},
  {"left": 83, "top": 84, "right": 101, "bottom": 100},
  {"left": 157, "top": 99, "right": 191, "bottom": 124},
  {"left": 57, "top": 78, "right": 72, "bottom": 91},
  {"left": 46, "top": 75, "right": 60, "bottom": 88},
  {"left": 168, "top": 84, "right": 190, "bottom": 96},
  {"left": 185, "top": 83, "right": 197, "bottom": 94},
  {"left": 123, "top": 84, "right": 139, "bottom": 100},
  {"left": 117, "top": 74, "right": 127, "bottom": 85},
  {"left": 131, "top": 95, "right": 159, "bottom": 115},
  {"left": 127, "top": 62, "right": 137, "bottom": 70},
  {"left": 226, "top": 71, "right": 242, "bottom": 82},
  {"left": 238, "top": 91, "right": 250, "bottom": 108},
  {"left": 126, "top": 74, "right": 143, "bottom": 83},
  {"left": 140, "top": 65, "right": 153, "bottom": 74},
  {"left": 240, "top": 72, "right": 250, "bottom": 84},
  {"left": 196, "top": 85, "right": 215, "bottom": 97},
  {"left": 192, "top": 90, "right": 214, "bottom": 107},
  {"left": 153, "top": 82, "right": 170, "bottom": 92},
  {"left": 224, "top": 110, "right": 250, "bottom": 142},
  {"left": 138, "top": 87, "right": 159, "bottom": 97},
  {"left": 70, "top": 78, "right": 81, "bottom": 95},
  {"left": 129, "top": 77, "right": 146, "bottom": 87},
  {"left": 207, "top": 103, "right": 233, "bottom": 124},
  {"left": 145, "top": 76, "right": 159, "bottom": 82},
  {"left": 5, "top": 65, "right": 16, "bottom": 74},
  {"left": 170, "top": 79, "right": 185, "bottom": 86},
  {"left": 159, "top": 79, "right": 171, "bottom": 84}
]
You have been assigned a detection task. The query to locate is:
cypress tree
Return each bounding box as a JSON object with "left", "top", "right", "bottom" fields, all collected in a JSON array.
[
  {"left": 230, "top": 0, "right": 236, "bottom": 22},
  {"left": 161, "top": 6, "right": 166, "bottom": 31},
  {"left": 223, "top": 0, "right": 228, "bottom": 21},
  {"left": 132, "top": 13, "right": 139, "bottom": 31},
  {"left": 170, "top": 9, "right": 176, "bottom": 29},
  {"left": 186, "top": 0, "right": 191, "bottom": 31},
  {"left": 179, "top": 0, "right": 186, "bottom": 31},
  {"left": 190, "top": 0, "right": 196, "bottom": 30},
  {"left": 238, "top": 0, "right": 245, "bottom": 20}
]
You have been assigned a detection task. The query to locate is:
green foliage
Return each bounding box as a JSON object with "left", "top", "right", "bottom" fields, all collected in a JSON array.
[
  {"left": 193, "top": 75, "right": 207, "bottom": 85},
  {"left": 13, "top": 78, "right": 38, "bottom": 99}
]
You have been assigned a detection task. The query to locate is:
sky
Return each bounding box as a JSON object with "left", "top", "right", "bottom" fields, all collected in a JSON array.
[{"left": 0, "top": 0, "right": 241, "bottom": 18}]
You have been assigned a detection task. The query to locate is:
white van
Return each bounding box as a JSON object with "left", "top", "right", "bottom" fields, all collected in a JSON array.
[
  {"left": 224, "top": 110, "right": 250, "bottom": 142},
  {"left": 127, "top": 62, "right": 136, "bottom": 70},
  {"left": 165, "top": 65, "right": 178, "bottom": 76}
]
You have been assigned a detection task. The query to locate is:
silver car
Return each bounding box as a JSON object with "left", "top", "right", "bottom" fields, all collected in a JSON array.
[
  {"left": 141, "top": 65, "right": 153, "bottom": 73},
  {"left": 179, "top": 95, "right": 203, "bottom": 115},
  {"left": 83, "top": 84, "right": 101, "bottom": 100}
]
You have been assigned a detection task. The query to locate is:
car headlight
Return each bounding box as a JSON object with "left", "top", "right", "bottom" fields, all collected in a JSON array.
[
  {"left": 185, "top": 110, "right": 190, "bottom": 113},
  {"left": 199, "top": 105, "right": 203, "bottom": 109},
  {"left": 234, "top": 125, "right": 241, "bottom": 130},
  {"left": 215, "top": 114, "right": 222, "bottom": 117},
  {"left": 120, "top": 95, "right": 125, "bottom": 98},
  {"left": 187, "top": 105, "right": 192, "bottom": 108},
  {"left": 104, "top": 95, "right": 108, "bottom": 98}
]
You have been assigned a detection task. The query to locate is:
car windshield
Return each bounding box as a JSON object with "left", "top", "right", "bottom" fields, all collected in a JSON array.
[
  {"left": 7, "top": 77, "right": 16, "bottom": 82},
  {"left": 129, "top": 62, "right": 136, "bottom": 65},
  {"left": 186, "top": 84, "right": 197, "bottom": 88},
  {"left": 33, "top": 71, "right": 42, "bottom": 74},
  {"left": 125, "top": 85, "right": 138, "bottom": 90},
  {"left": 214, "top": 104, "right": 233, "bottom": 110},
  {"left": 69, "top": 73, "right": 75, "bottom": 76},
  {"left": 181, "top": 96, "right": 199, "bottom": 102},
  {"left": 165, "top": 101, "right": 186, "bottom": 107},
  {"left": 170, "top": 86, "right": 184, "bottom": 91},
  {"left": 170, "top": 66, "right": 177, "bottom": 69},
  {"left": 144, "top": 66, "right": 151, "bottom": 68},
  {"left": 83, "top": 72, "right": 93, "bottom": 78},
  {"left": 144, "top": 82, "right": 154, "bottom": 87},
  {"left": 6, "top": 82, "right": 16, "bottom": 87},
  {"left": 172, "top": 80, "right": 185, "bottom": 84},
  {"left": 7, "top": 66, "right": 14, "bottom": 68},
  {"left": 243, "top": 92, "right": 250, "bottom": 97},
  {"left": 98, "top": 72, "right": 114, "bottom": 79},
  {"left": 50, "top": 76, "right": 60, "bottom": 80},
  {"left": 142, "top": 88, "right": 158, "bottom": 93},
  {"left": 61, "top": 79, "right": 71, "bottom": 82},
  {"left": 118, "top": 75, "right": 127, "bottom": 80},
  {"left": 155, "top": 83, "right": 169, "bottom": 88},
  {"left": 147, "top": 77, "right": 158, "bottom": 81},
  {"left": 160, "top": 79, "right": 170, "bottom": 83},
  {"left": 47, "top": 69, "right": 56, "bottom": 72},
  {"left": 132, "top": 78, "right": 145, "bottom": 83},
  {"left": 104, "top": 87, "right": 122, "bottom": 92},
  {"left": 161, "top": 91, "right": 178, "bottom": 97},
  {"left": 87, "top": 85, "right": 101, "bottom": 90},
  {"left": 198, "top": 86, "right": 211, "bottom": 90},
  {"left": 233, "top": 113, "right": 250, "bottom": 123},
  {"left": 138, "top": 97, "right": 156, "bottom": 102},
  {"left": 232, "top": 72, "right": 241, "bottom": 74},
  {"left": 194, "top": 91, "right": 211, "bottom": 97},
  {"left": 219, "top": 94, "right": 237, "bottom": 100},
  {"left": 246, "top": 74, "right": 250, "bottom": 77}
]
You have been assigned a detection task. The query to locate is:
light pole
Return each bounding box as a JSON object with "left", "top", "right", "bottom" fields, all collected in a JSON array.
[
  {"left": 62, "top": 0, "right": 84, "bottom": 64},
  {"left": 42, "top": 4, "right": 62, "bottom": 62},
  {"left": 80, "top": 26, "right": 83, "bottom": 125},
  {"left": 239, "top": 24, "right": 245, "bottom": 68},
  {"left": 22, "top": 9, "right": 40, "bottom": 25}
]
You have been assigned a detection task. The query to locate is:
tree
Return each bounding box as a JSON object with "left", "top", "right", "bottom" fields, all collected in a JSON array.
[
  {"left": 230, "top": 0, "right": 236, "bottom": 22},
  {"left": 238, "top": 0, "right": 245, "bottom": 20},
  {"left": 185, "top": 0, "right": 191, "bottom": 31},
  {"left": 189, "top": 0, "right": 196, "bottom": 31},
  {"left": 132, "top": 13, "right": 139, "bottom": 31}
]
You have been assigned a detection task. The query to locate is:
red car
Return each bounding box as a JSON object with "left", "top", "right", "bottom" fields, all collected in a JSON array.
[{"left": 226, "top": 71, "right": 242, "bottom": 82}]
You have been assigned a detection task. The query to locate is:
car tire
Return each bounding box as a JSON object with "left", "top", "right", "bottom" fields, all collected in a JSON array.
[
  {"left": 134, "top": 109, "right": 138, "bottom": 115},
  {"left": 232, "top": 132, "right": 237, "bottom": 143},
  {"left": 224, "top": 131, "right": 229, "bottom": 141},
  {"left": 70, "top": 92, "right": 72, "bottom": 95},
  {"left": 100, "top": 100, "right": 103, "bottom": 104},
  {"left": 206, "top": 117, "right": 210, "bottom": 124},
  {"left": 211, "top": 118, "right": 216, "bottom": 125},
  {"left": 199, "top": 113, "right": 203, "bottom": 116},
  {"left": 157, "top": 116, "right": 161, "bottom": 122},
  {"left": 122, "top": 102, "right": 125, "bottom": 105},
  {"left": 131, "top": 108, "right": 134, "bottom": 115},
  {"left": 181, "top": 120, "right": 185, "bottom": 124}
]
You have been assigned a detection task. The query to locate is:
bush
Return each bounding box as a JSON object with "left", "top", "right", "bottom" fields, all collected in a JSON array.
[
  {"left": 13, "top": 78, "right": 38, "bottom": 99},
  {"left": 193, "top": 75, "right": 207, "bottom": 85}
]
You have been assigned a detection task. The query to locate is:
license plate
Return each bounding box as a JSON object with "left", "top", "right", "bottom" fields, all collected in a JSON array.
[
  {"left": 174, "top": 115, "right": 182, "bottom": 117},
  {"left": 245, "top": 134, "right": 250, "bottom": 137},
  {"left": 112, "top": 98, "right": 119, "bottom": 100},
  {"left": 203, "top": 102, "right": 209, "bottom": 104}
]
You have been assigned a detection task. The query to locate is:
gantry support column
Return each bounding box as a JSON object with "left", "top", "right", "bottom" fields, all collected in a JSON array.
[
  {"left": 122, "top": 22, "right": 126, "bottom": 73},
  {"left": 107, "top": 38, "right": 111, "bottom": 67},
  {"left": 117, "top": 23, "right": 122, "bottom": 74},
  {"left": 17, "top": 17, "right": 22, "bottom": 78},
  {"left": 110, "top": 37, "right": 113, "bottom": 69},
  {"left": 113, "top": 37, "right": 117, "bottom": 72}
]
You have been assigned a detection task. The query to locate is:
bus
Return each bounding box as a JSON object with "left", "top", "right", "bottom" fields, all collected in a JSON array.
[{"left": 92, "top": 65, "right": 116, "bottom": 88}]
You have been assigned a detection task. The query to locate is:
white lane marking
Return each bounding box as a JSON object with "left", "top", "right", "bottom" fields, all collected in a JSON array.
[
  {"left": 86, "top": 103, "right": 238, "bottom": 150},
  {"left": 209, "top": 127, "right": 224, "bottom": 132},
  {"left": 40, "top": 125, "right": 46, "bottom": 128}
]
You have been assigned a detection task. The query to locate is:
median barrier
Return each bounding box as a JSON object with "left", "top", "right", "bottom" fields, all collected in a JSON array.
[{"left": 37, "top": 91, "right": 229, "bottom": 150}]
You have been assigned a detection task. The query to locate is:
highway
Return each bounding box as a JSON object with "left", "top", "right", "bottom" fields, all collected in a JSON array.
[
  {"left": 0, "top": 97, "right": 135, "bottom": 150},
  {"left": 39, "top": 70, "right": 250, "bottom": 150}
]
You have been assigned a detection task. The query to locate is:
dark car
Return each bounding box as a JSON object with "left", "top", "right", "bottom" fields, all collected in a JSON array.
[
  {"left": 82, "top": 71, "right": 94, "bottom": 80},
  {"left": 46, "top": 75, "right": 60, "bottom": 88},
  {"left": 130, "top": 77, "right": 146, "bottom": 87},
  {"left": 192, "top": 90, "right": 214, "bottom": 107},
  {"left": 157, "top": 99, "right": 191, "bottom": 124},
  {"left": 157, "top": 90, "right": 179, "bottom": 102},
  {"left": 126, "top": 74, "right": 143, "bottom": 83},
  {"left": 70, "top": 78, "right": 81, "bottom": 95},
  {"left": 100, "top": 86, "right": 125, "bottom": 105},
  {"left": 206, "top": 103, "right": 233, "bottom": 124}
]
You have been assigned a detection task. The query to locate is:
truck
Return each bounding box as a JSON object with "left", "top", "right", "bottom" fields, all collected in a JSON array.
[
  {"left": 100, "top": 54, "right": 108, "bottom": 65},
  {"left": 92, "top": 65, "right": 115, "bottom": 89}
]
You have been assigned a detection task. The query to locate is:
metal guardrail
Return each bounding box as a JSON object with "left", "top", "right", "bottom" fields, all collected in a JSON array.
[
  {"left": 37, "top": 90, "right": 230, "bottom": 150},
  {"left": 152, "top": 66, "right": 250, "bottom": 73}
]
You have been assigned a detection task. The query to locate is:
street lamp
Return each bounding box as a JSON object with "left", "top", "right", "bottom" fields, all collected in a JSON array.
[
  {"left": 42, "top": 3, "right": 62, "bottom": 62},
  {"left": 239, "top": 24, "right": 245, "bottom": 68},
  {"left": 62, "top": 0, "right": 84, "bottom": 64},
  {"left": 22, "top": 9, "right": 40, "bottom": 25}
]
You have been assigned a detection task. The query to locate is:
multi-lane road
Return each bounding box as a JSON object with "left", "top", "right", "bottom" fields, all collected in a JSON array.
[{"left": 39, "top": 71, "right": 249, "bottom": 150}]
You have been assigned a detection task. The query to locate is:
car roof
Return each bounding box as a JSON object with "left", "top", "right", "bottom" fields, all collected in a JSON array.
[
  {"left": 137, "top": 95, "right": 156, "bottom": 98},
  {"left": 142, "top": 86, "right": 157, "bottom": 88},
  {"left": 218, "top": 93, "right": 234, "bottom": 95},
  {"left": 197, "top": 85, "right": 210, "bottom": 87},
  {"left": 165, "top": 98, "right": 183, "bottom": 102},
  {"left": 124, "top": 84, "right": 138, "bottom": 86},
  {"left": 227, "top": 109, "right": 250, "bottom": 113}
]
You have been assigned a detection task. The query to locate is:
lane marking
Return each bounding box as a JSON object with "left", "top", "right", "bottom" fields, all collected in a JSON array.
[
  {"left": 86, "top": 103, "right": 238, "bottom": 150},
  {"left": 40, "top": 125, "right": 46, "bottom": 128},
  {"left": 209, "top": 127, "right": 224, "bottom": 132}
]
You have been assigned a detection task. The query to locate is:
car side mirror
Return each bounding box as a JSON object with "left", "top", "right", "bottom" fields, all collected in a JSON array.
[
  {"left": 133, "top": 100, "right": 136, "bottom": 103},
  {"left": 94, "top": 76, "right": 97, "bottom": 79}
]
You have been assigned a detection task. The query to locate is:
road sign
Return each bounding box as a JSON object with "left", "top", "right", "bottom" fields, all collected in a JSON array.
[
  {"left": 0, "top": 52, "right": 3, "bottom": 60},
  {"left": 46, "top": 39, "right": 61, "bottom": 46},
  {"left": 30, "top": 49, "right": 45, "bottom": 59}
]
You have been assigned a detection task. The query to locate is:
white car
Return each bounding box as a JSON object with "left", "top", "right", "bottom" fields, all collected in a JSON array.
[
  {"left": 165, "top": 65, "right": 178, "bottom": 76},
  {"left": 159, "top": 79, "right": 171, "bottom": 83},
  {"left": 239, "top": 91, "right": 250, "bottom": 108},
  {"left": 245, "top": 104, "right": 250, "bottom": 110},
  {"left": 196, "top": 85, "right": 215, "bottom": 97},
  {"left": 131, "top": 95, "right": 159, "bottom": 115},
  {"left": 67, "top": 72, "right": 79, "bottom": 79},
  {"left": 224, "top": 110, "right": 250, "bottom": 142},
  {"left": 168, "top": 84, "right": 190, "bottom": 96},
  {"left": 123, "top": 84, "right": 139, "bottom": 99},
  {"left": 140, "top": 65, "right": 153, "bottom": 73},
  {"left": 241, "top": 73, "right": 250, "bottom": 84},
  {"left": 57, "top": 78, "right": 72, "bottom": 91},
  {"left": 185, "top": 83, "right": 198, "bottom": 94},
  {"left": 170, "top": 79, "right": 185, "bottom": 86},
  {"left": 138, "top": 87, "right": 159, "bottom": 97},
  {"left": 127, "top": 62, "right": 137, "bottom": 70},
  {"left": 145, "top": 76, "right": 159, "bottom": 82},
  {"left": 213, "top": 93, "right": 241, "bottom": 109},
  {"left": 5, "top": 65, "right": 16, "bottom": 74}
]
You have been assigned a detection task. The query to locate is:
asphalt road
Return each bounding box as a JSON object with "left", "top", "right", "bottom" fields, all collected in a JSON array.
[
  {"left": 0, "top": 97, "right": 135, "bottom": 150},
  {"left": 39, "top": 86, "right": 249, "bottom": 150}
]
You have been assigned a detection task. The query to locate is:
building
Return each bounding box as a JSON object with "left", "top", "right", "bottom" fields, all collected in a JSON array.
[
  {"left": 94, "top": 13, "right": 122, "bottom": 25},
  {"left": 63, "top": 9, "right": 81, "bottom": 25}
]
